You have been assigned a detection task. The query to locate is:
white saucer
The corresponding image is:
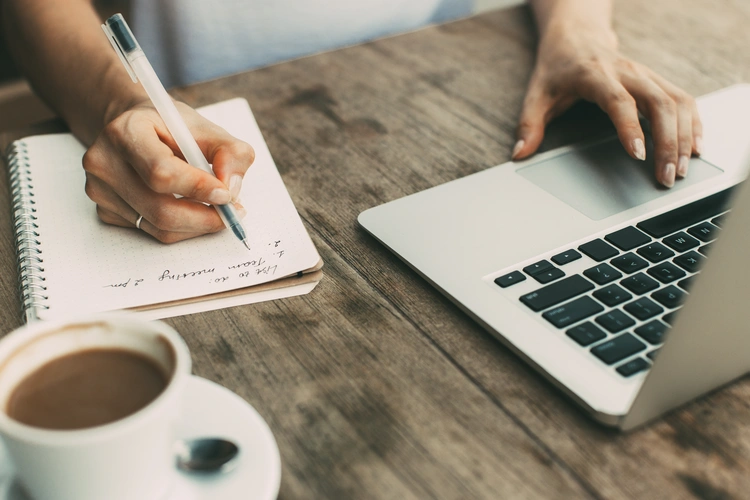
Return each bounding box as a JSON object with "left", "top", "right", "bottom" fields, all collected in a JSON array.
[{"left": 0, "top": 376, "right": 281, "bottom": 500}]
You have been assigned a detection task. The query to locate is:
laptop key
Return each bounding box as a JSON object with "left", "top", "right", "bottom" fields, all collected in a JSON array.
[
  {"left": 698, "top": 243, "right": 713, "bottom": 256},
  {"left": 651, "top": 285, "right": 686, "bottom": 309},
  {"left": 636, "top": 242, "right": 675, "bottom": 263},
  {"left": 624, "top": 297, "right": 664, "bottom": 321},
  {"left": 495, "top": 271, "right": 526, "bottom": 288},
  {"left": 593, "top": 284, "right": 632, "bottom": 307},
  {"left": 583, "top": 263, "right": 622, "bottom": 285},
  {"left": 578, "top": 239, "right": 619, "bottom": 262},
  {"left": 647, "top": 262, "right": 686, "bottom": 283},
  {"left": 595, "top": 309, "right": 636, "bottom": 333},
  {"left": 610, "top": 252, "right": 649, "bottom": 274},
  {"left": 616, "top": 357, "right": 650, "bottom": 377},
  {"left": 634, "top": 320, "right": 668, "bottom": 344},
  {"left": 591, "top": 333, "right": 647, "bottom": 365},
  {"left": 543, "top": 296, "right": 604, "bottom": 329},
  {"left": 647, "top": 349, "right": 660, "bottom": 360},
  {"left": 673, "top": 250, "right": 704, "bottom": 273},
  {"left": 711, "top": 214, "right": 726, "bottom": 227},
  {"left": 551, "top": 249, "right": 582, "bottom": 266},
  {"left": 687, "top": 221, "right": 719, "bottom": 242},
  {"left": 605, "top": 226, "right": 651, "bottom": 251},
  {"left": 533, "top": 267, "right": 565, "bottom": 284},
  {"left": 523, "top": 260, "right": 553, "bottom": 276},
  {"left": 519, "top": 274, "right": 595, "bottom": 312},
  {"left": 662, "top": 231, "right": 700, "bottom": 252},
  {"left": 620, "top": 272, "right": 660, "bottom": 295},
  {"left": 636, "top": 187, "right": 734, "bottom": 238},
  {"left": 566, "top": 322, "right": 607, "bottom": 346}
]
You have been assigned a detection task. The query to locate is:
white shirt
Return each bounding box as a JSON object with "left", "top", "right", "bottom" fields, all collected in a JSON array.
[{"left": 131, "top": 0, "right": 472, "bottom": 87}]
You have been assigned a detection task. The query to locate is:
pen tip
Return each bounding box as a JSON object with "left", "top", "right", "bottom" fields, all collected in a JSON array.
[{"left": 242, "top": 239, "right": 251, "bottom": 251}]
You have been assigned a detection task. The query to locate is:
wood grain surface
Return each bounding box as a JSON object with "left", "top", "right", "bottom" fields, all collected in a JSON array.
[{"left": 2, "top": 1, "right": 750, "bottom": 498}]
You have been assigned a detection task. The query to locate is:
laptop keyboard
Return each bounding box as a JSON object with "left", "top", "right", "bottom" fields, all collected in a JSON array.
[{"left": 494, "top": 187, "right": 735, "bottom": 378}]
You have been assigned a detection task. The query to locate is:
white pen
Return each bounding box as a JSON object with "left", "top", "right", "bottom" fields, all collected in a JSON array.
[{"left": 101, "top": 13, "right": 251, "bottom": 251}]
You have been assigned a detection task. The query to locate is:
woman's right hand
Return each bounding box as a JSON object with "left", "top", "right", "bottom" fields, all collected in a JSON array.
[{"left": 82, "top": 99, "right": 255, "bottom": 243}]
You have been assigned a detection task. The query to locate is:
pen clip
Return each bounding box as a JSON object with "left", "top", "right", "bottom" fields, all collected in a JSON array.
[{"left": 101, "top": 23, "right": 138, "bottom": 83}]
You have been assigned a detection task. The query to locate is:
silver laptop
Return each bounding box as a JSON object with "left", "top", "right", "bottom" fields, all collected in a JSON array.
[{"left": 358, "top": 84, "right": 750, "bottom": 430}]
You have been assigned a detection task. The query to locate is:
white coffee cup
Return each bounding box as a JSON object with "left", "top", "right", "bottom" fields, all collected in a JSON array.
[{"left": 0, "top": 313, "right": 191, "bottom": 500}]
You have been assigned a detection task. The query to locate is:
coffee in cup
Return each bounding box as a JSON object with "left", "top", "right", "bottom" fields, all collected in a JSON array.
[
  {"left": 7, "top": 347, "right": 169, "bottom": 430},
  {"left": 0, "top": 313, "right": 191, "bottom": 500}
]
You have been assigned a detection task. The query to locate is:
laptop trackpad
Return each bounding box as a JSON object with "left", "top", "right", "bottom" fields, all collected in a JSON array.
[{"left": 516, "top": 137, "right": 723, "bottom": 221}]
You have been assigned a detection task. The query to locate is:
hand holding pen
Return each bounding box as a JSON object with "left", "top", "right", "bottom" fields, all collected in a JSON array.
[{"left": 79, "top": 14, "right": 255, "bottom": 246}]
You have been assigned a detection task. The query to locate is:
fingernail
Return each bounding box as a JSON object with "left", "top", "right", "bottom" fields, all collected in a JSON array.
[
  {"left": 695, "top": 136, "right": 703, "bottom": 155},
  {"left": 208, "top": 188, "right": 231, "bottom": 205},
  {"left": 633, "top": 138, "right": 646, "bottom": 161},
  {"left": 229, "top": 175, "right": 243, "bottom": 201},
  {"left": 662, "top": 163, "right": 676, "bottom": 188},
  {"left": 677, "top": 155, "right": 689, "bottom": 177},
  {"left": 236, "top": 205, "right": 247, "bottom": 220},
  {"left": 512, "top": 140, "right": 525, "bottom": 159}
]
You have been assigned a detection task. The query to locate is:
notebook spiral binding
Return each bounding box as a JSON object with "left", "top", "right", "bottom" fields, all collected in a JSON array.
[{"left": 6, "top": 141, "right": 49, "bottom": 320}]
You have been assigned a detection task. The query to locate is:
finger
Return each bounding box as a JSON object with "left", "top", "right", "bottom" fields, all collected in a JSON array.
[
  {"left": 85, "top": 173, "right": 140, "bottom": 225},
  {"left": 96, "top": 206, "right": 134, "bottom": 228},
  {"left": 104, "top": 118, "right": 233, "bottom": 205},
  {"left": 692, "top": 103, "right": 704, "bottom": 156},
  {"left": 674, "top": 104, "right": 693, "bottom": 178},
  {"left": 625, "top": 77, "right": 679, "bottom": 188},
  {"left": 646, "top": 70, "right": 704, "bottom": 156},
  {"left": 514, "top": 78, "right": 555, "bottom": 160},
  {"left": 177, "top": 104, "right": 255, "bottom": 201},
  {"left": 644, "top": 70, "right": 701, "bottom": 176},
  {"left": 99, "top": 204, "right": 218, "bottom": 244},
  {"left": 137, "top": 203, "right": 246, "bottom": 244},
  {"left": 578, "top": 74, "right": 646, "bottom": 162},
  {"left": 84, "top": 168, "right": 229, "bottom": 234},
  {"left": 137, "top": 213, "right": 224, "bottom": 244},
  {"left": 94, "top": 188, "right": 239, "bottom": 244},
  {"left": 192, "top": 124, "right": 255, "bottom": 202}
]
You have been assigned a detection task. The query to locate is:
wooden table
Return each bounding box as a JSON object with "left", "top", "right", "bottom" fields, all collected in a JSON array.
[{"left": 3, "top": 1, "right": 750, "bottom": 498}]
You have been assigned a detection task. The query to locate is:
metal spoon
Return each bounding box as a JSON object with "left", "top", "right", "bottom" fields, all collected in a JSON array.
[{"left": 175, "top": 438, "right": 240, "bottom": 474}]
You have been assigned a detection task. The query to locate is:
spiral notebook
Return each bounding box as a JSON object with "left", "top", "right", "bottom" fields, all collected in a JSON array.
[{"left": 4, "top": 98, "right": 322, "bottom": 322}]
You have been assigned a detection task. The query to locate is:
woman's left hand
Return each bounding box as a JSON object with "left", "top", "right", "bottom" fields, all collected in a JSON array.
[{"left": 513, "top": 24, "right": 702, "bottom": 188}]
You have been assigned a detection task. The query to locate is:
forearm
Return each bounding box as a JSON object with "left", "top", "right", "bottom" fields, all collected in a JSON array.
[
  {"left": 529, "top": 0, "right": 617, "bottom": 48},
  {"left": 1, "top": 0, "right": 147, "bottom": 144}
]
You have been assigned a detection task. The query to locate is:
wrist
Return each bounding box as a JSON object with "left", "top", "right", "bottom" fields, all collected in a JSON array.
[
  {"left": 99, "top": 59, "right": 150, "bottom": 126},
  {"left": 535, "top": 21, "right": 619, "bottom": 72},
  {"left": 542, "top": 20, "right": 618, "bottom": 50}
]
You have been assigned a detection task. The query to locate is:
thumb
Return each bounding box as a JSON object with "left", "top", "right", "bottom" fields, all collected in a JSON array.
[
  {"left": 201, "top": 134, "right": 255, "bottom": 202},
  {"left": 513, "top": 84, "right": 553, "bottom": 161}
]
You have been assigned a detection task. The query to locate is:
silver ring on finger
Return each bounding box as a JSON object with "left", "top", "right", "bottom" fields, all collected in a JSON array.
[{"left": 135, "top": 215, "right": 144, "bottom": 230}]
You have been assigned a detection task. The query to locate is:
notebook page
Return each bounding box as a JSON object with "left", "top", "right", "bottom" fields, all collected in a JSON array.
[{"left": 25, "top": 98, "right": 319, "bottom": 320}]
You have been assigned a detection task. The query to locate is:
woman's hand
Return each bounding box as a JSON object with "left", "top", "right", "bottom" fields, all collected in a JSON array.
[
  {"left": 514, "top": 23, "right": 702, "bottom": 188},
  {"left": 82, "top": 100, "right": 254, "bottom": 243},
  {"left": 3, "top": 2, "right": 254, "bottom": 243}
]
